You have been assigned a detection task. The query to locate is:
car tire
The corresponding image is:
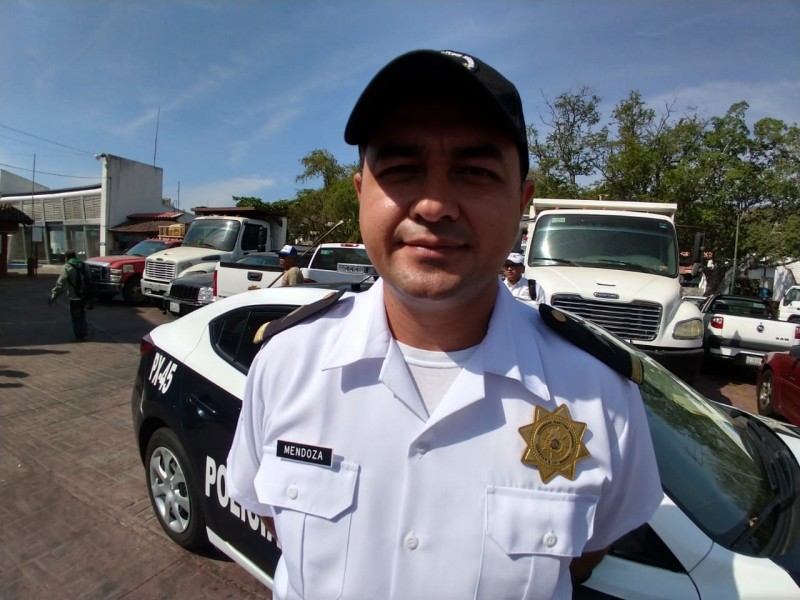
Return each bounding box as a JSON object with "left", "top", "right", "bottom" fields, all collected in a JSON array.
[
  {"left": 123, "top": 276, "right": 144, "bottom": 305},
  {"left": 145, "top": 428, "right": 208, "bottom": 550},
  {"left": 757, "top": 370, "right": 777, "bottom": 417}
]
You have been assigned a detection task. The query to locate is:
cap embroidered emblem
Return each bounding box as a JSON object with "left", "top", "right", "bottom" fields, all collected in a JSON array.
[
  {"left": 441, "top": 50, "right": 476, "bottom": 71},
  {"left": 518, "top": 404, "right": 591, "bottom": 483}
]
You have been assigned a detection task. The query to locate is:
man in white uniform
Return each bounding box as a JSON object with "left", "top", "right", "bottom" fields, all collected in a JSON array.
[
  {"left": 502, "top": 251, "right": 545, "bottom": 302},
  {"left": 227, "top": 49, "right": 662, "bottom": 599}
]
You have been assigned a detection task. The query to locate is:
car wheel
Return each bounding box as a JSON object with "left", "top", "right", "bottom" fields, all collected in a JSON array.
[
  {"left": 145, "top": 428, "right": 207, "bottom": 549},
  {"left": 757, "top": 370, "right": 777, "bottom": 417},
  {"left": 123, "top": 277, "right": 144, "bottom": 305}
]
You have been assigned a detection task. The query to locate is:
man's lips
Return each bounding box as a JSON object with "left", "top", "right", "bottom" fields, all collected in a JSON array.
[{"left": 402, "top": 238, "right": 467, "bottom": 256}]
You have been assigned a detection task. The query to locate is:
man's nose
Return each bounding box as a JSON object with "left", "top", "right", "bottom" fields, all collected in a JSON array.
[{"left": 409, "top": 173, "right": 460, "bottom": 222}]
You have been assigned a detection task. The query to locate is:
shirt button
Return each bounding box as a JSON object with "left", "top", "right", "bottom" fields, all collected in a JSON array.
[
  {"left": 286, "top": 485, "right": 299, "bottom": 500},
  {"left": 415, "top": 443, "right": 428, "bottom": 456},
  {"left": 543, "top": 532, "right": 558, "bottom": 548},
  {"left": 405, "top": 534, "right": 419, "bottom": 550}
]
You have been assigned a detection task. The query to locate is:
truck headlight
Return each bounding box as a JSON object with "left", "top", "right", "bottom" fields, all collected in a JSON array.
[
  {"left": 198, "top": 286, "right": 214, "bottom": 303},
  {"left": 673, "top": 318, "right": 703, "bottom": 340},
  {"left": 110, "top": 268, "right": 122, "bottom": 282}
]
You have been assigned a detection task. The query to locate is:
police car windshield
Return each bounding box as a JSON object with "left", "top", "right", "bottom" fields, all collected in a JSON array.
[{"left": 638, "top": 356, "right": 800, "bottom": 557}]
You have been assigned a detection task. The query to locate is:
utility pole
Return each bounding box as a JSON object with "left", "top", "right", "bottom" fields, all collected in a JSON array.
[{"left": 729, "top": 211, "right": 741, "bottom": 294}]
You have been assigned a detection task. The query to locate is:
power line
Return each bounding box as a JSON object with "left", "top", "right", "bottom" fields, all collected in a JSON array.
[
  {"left": 0, "top": 161, "right": 100, "bottom": 180},
  {"left": 0, "top": 123, "right": 95, "bottom": 156}
]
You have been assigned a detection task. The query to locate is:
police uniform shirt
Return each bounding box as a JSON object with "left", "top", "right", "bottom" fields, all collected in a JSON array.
[{"left": 227, "top": 279, "right": 662, "bottom": 600}]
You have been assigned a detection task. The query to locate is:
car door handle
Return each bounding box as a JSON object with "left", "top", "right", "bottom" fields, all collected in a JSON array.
[
  {"left": 187, "top": 394, "right": 218, "bottom": 420},
  {"left": 247, "top": 271, "right": 263, "bottom": 281}
]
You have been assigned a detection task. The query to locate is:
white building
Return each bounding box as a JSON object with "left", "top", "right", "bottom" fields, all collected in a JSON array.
[{"left": 0, "top": 154, "right": 187, "bottom": 264}]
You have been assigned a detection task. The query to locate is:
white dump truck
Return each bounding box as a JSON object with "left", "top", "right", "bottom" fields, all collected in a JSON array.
[
  {"left": 142, "top": 208, "right": 287, "bottom": 302},
  {"left": 523, "top": 198, "right": 705, "bottom": 382}
]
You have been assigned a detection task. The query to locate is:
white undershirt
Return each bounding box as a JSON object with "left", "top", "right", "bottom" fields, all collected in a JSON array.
[{"left": 396, "top": 341, "right": 479, "bottom": 417}]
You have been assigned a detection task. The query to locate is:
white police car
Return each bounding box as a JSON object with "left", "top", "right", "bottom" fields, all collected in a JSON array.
[{"left": 131, "top": 287, "right": 800, "bottom": 598}]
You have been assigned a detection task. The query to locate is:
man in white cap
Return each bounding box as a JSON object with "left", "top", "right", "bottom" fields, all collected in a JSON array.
[
  {"left": 502, "top": 251, "right": 545, "bottom": 302},
  {"left": 275, "top": 244, "right": 303, "bottom": 287},
  {"left": 228, "top": 49, "right": 661, "bottom": 599}
]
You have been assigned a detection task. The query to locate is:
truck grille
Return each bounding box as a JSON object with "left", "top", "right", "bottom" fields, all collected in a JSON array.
[
  {"left": 168, "top": 283, "right": 199, "bottom": 301},
  {"left": 87, "top": 263, "right": 109, "bottom": 282},
  {"left": 145, "top": 261, "right": 176, "bottom": 281},
  {"left": 551, "top": 294, "right": 662, "bottom": 341}
]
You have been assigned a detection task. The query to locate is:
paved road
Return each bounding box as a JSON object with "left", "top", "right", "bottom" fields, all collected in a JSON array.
[
  {"left": 0, "top": 267, "right": 762, "bottom": 600},
  {"left": 0, "top": 269, "right": 267, "bottom": 600}
]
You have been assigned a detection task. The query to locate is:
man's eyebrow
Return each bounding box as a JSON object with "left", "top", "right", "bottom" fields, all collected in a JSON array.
[
  {"left": 370, "top": 142, "right": 505, "bottom": 162},
  {"left": 452, "top": 143, "right": 504, "bottom": 162},
  {"left": 370, "top": 143, "right": 423, "bottom": 161}
]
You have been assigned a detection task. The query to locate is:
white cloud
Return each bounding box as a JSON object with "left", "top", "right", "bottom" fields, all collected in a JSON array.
[
  {"left": 647, "top": 79, "right": 800, "bottom": 125},
  {"left": 180, "top": 176, "right": 277, "bottom": 209}
]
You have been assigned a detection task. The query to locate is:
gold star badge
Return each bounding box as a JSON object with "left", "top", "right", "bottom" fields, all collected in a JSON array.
[{"left": 518, "top": 404, "right": 591, "bottom": 483}]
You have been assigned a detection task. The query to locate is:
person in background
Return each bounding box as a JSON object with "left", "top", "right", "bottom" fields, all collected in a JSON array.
[
  {"left": 49, "top": 249, "right": 94, "bottom": 341},
  {"left": 275, "top": 244, "right": 304, "bottom": 287},
  {"left": 502, "top": 251, "right": 545, "bottom": 302},
  {"left": 227, "top": 49, "right": 661, "bottom": 599}
]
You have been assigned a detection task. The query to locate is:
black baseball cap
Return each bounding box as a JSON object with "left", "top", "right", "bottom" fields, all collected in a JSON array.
[{"left": 344, "top": 49, "right": 529, "bottom": 177}]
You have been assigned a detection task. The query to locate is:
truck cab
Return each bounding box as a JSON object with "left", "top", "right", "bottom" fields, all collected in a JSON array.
[
  {"left": 524, "top": 198, "right": 705, "bottom": 382},
  {"left": 86, "top": 236, "right": 183, "bottom": 304},
  {"left": 142, "top": 208, "right": 287, "bottom": 302},
  {"left": 779, "top": 285, "right": 800, "bottom": 323}
]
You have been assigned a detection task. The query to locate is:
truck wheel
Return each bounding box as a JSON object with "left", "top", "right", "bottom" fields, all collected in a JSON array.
[
  {"left": 145, "top": 428, "right": 208, "bottom": 550},
  {"left": 756, "top": 370, "right": 777, "bottom": 417},
  {"left": 123, "top": 277, "right": 144, "bottom": 305}
]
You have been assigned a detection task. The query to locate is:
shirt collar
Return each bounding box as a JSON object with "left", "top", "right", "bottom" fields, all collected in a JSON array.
[{"left": 322, "top": 278, "right": 551, "bottom": 401}]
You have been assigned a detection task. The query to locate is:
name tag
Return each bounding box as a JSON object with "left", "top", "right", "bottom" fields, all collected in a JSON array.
[{"left": 277, "top": 440, "right": 333, "bottom": 467}]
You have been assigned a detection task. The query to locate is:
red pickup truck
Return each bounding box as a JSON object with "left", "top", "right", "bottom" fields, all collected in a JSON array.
[{"left": 86, "top": 238, "right": 182, "bottom": 304}]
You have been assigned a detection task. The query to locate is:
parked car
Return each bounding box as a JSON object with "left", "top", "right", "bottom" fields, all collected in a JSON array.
[
  {"left": 700, "top": 294, "right": 800, "bottom": 367},
  {"left": 132, "top": 289, "right": 800, "bottom": 598},
  {"left": 757, "top": 346, "right": 800, "bottom": 427},
  {"left": 162, "top": 252, "right": 294, "bottom": 317}
]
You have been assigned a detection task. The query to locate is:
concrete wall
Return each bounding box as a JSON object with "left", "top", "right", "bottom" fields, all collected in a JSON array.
[{"left": 99, "top": 154, "right": 164, "bottom": 255}]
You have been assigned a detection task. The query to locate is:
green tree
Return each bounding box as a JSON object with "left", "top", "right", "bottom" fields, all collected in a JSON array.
[
  {"left": 527, "top": 86, "right": 605, "bottom": 198},
  {"left": 293, "top": 149, "right": 361, "bottom": 243}
]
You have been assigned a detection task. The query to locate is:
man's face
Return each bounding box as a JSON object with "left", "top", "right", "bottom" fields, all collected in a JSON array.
[
  {"left": 504, "top": 262, "right": 523, "bottom": 284},
  {"left": 279, "top": 255, "right": 295, "bottom": 269},
  {"left": 354, "top": 98, "right": 534, "bottom": 308}
]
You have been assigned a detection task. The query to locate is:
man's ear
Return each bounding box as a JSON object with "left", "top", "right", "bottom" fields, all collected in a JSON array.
[
  {"left": 353, "top": 172, "right": 363, "bottom": 197},
  {"left": 520, "top": 179, "right": 535, "bottom": 215}
]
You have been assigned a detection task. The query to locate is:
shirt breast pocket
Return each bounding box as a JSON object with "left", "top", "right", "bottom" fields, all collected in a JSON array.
[
  {"left": 255, "top": 451, "right": 359, "bottom": 600},
  {"left": 475, "top": 486, "right": 598, "bottom": 600}
]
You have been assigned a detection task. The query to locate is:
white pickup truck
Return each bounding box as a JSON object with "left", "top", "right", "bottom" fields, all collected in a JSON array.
[
  {"left": 301, "top": 243, "right": 377, "bottom": 284},
  {"left": 214, "top": 243, "right": 377, "bottom": 300},
  {"left": 700, "top": 293, "right": 800, "bottom": 366}
]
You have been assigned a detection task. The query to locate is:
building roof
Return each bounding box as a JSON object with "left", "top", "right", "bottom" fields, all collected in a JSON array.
[
  {"left": 108, "top": 219, "right": 182, "bottom": 234},
  {"left": 0, "top": 203, "right": 34, "bottom": 225},
  {"left": 125, "top": 211, "right": 184, "bottom": 219}
]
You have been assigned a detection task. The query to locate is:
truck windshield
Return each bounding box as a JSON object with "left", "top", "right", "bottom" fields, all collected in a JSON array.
[
  {"left": 529, "top": 213, "right": 678, "bottom": 277},
  {"left": 126, "top": 239, "right": 171, "bottom": 257},
  {"left": 182, "top": 219, "right": 240, "bottom": 252}
]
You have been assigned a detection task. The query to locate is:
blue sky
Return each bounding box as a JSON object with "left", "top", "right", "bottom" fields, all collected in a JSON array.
[{"left": 1, "top": 1, "right": 798, "bottom": 211}]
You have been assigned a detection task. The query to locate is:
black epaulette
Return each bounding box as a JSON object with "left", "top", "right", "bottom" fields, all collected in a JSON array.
[
  {"left": 253, "top": 288, "right": 347, "bottom": 345},
  {"left": 538, "top": 304, "right": 644, "bottom": 385}
]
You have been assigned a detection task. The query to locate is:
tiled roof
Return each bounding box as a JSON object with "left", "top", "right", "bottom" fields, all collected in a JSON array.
[
  {"left": 124, "top": 212, "right": 184, "bottom": 219},
  {"left": 108, "top": 219, "right": 181, "bottom": 233},
  {"left": 0, "top": 203, "right": 34, "bottom": 225}
]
